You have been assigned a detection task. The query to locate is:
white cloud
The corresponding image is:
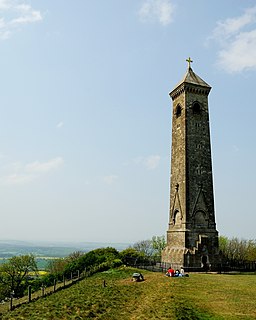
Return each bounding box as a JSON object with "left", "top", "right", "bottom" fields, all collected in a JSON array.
[
  {"left": 56, "top": 121, "right": 64, "bottom": 129},
  {"left": 213, "top": 8, "right": 256, "bottom": 42},
  {"left": 0, "top": 153, "right": 7, "bottom": 160},
  {"left": 232, "top": 145, "right": 239, "bottom": 153},
  {"left": 132, "top": 156, "right": 144, "bottom": 165},
  {"left": 25, "top": 157, "right": 64, "bottom": 174},
  {"left": 0, "top": 0, "right": 11, "bottom": 10},
  {"left": 0, "top": 0, "right": 42, "bottom": 40},
  {"left": 0, "top": 157, "right": 64, "bottom": 186},
  {"left": 4, "top": 173, "right": 35, "bottom": 185},
  {"left": 217, "top": 30, "right": 256, "bottom": 73},
  {"left": 211, "top": 6, "right": 256, "bottom": 73},
  {"left": 138, "top": 0, "right": 175, "bottom": 26},
  {"left": 127, "top": 154, "right": 161, "bottom": 170},
  {"left": 145, "top": 155, "right": 161, "bottom": 170},
  {"left": 103, "top": 175, "right": 118, "bottom": 185}
]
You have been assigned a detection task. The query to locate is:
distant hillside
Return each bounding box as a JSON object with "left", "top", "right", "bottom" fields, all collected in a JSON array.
[{"left": 0, "top": 240, "right": 130, "bottom": 258}]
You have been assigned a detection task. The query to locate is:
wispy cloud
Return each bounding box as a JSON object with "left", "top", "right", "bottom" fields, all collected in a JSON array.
[
  {"left": 4, "top": 173, "right": 35, "bottom": 185},
  {"left": 232, "top": 145, "right": 240, "bottom": 153},
  {"left": 103, "top": 175, "right": 118, "bottom": 185},
  {"left": 56, "top": 121, "right": 64, "bottom": 129},
  {"left": 25, "top": 157, "right": 64, "bottom": 174},
  {"left": 138, "top": 0, "right": 175, "bottom": 26},
  {"left": 0, "top": 153, "right": 7, "bottom": 160},
  {"left": 0, "top": 0, "right": 42, "bottom": 40},
  {"left": 144, "top": 155, "right": 161, "bottom": 170},
  {"left": 126, "top": 155, "right": 161, "bottom": 170},
  {"left": 210, "top": 6, "right": 256, "bottom": 73},
  {"left": 0, "top": 157, "right": 64, "bottom": 186}
]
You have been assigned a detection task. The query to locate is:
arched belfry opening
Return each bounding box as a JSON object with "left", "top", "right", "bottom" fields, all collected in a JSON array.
[
  {"left": 192, "top": 102, "right": 201, "bottom": 114},
  {"left": 162, "top": 58, "right": 219, "bottom": 270}
]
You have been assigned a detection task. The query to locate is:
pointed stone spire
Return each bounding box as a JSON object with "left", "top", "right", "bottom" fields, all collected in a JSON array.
[
  {"left": 170, "top": 58, "right": 211, "bottom": 100},
  {"left": 179, "top": 66, "right": 211, "bottom": 88}
]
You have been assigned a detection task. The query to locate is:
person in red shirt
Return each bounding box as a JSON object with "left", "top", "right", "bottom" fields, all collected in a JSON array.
[{"left": 167, "top": 267, "right": 175, "bottom": 277}]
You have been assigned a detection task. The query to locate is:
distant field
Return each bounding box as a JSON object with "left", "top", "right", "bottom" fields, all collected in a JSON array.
[
  {"left": 0, "top": 257, "right": 58, "bottom": 270},
  {"left": 0, "top": 242, "right": 87, "bottom": 258},
  {"left": 1, "top": 268, "right": 256, "bottom": 319},
  {"left": 0, "top": 240, "right": 130, "bottom": 269}
]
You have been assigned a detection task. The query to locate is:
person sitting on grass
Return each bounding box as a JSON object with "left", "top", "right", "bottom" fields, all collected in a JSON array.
[
  {"left": 174, "top": 270, "right": 180, "bottom": 277},
  {"left": 166, "top": 267, "right": 175, "bottom": 277}
]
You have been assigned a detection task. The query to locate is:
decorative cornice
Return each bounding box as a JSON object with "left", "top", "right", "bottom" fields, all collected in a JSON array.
[{"left": 170, "top": 83, "right": 211, "bottom": 100}]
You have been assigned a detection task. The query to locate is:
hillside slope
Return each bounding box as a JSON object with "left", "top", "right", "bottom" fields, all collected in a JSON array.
[{"left": 1, "top": 268, "right": 256, "bottom": 320}]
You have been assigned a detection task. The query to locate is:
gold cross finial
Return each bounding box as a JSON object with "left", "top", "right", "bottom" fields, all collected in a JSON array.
[{"left": 186, "top": 57, "right": 193, "bottom": 68}]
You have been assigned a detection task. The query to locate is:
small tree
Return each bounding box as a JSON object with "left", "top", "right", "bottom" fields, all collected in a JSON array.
[
  {"left": 47, "top": 258, "right": 68, "bottom": 279},
  {"left": 219, "top": 236, "right": 256, "bottom": 262},
  {"left": 151, "top": 235, "right": 166, "bottom": 257},
  {"left": 245, "top": 240, "right": 256, "bottom": 261},
  {"left": 132, "top": 236, "right": 166, "bottom": 261},
  {"left": 119, "top": 248, "right": 144, "bottom": 265},
  {"left": 0, "top": 254, "right": 38, "bottom": 298},
  {"left": 67, "top": 251, "right": 84, "bottom": 262},
  {"left": 133, "top": 240, "right": 153, "bottom": 257}
]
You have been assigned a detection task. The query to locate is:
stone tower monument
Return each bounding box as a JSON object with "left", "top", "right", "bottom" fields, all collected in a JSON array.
[{"left": 162, "top": 58, "right": 219, "bottom": 270}]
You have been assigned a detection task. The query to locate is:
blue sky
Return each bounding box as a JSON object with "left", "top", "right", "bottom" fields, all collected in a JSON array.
[{"left": 0, "top": 0, "right": 255, "bottom": 244}]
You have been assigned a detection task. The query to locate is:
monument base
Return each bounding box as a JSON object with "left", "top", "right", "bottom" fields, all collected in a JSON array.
[{"left": 162, "top": 241, "right": 221, "bottom": 271}]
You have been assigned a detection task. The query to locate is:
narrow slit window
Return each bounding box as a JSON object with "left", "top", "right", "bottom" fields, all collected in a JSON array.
[{"left": 176, "top": 105, "right": 182, "bottom": 118}]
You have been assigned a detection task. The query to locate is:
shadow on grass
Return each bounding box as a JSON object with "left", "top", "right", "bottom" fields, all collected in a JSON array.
[{"left": 174, "top": 301, "right": 215, "bottom": 320}]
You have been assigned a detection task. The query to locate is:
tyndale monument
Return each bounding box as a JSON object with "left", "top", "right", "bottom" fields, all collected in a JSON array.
[{"left": 162, "top": 59, "right": 219, "bottom": 270}]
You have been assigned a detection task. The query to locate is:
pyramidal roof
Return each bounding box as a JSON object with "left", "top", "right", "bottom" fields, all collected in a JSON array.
[{"left": 174, "top": 66, "right": 211, "bottom": 90}]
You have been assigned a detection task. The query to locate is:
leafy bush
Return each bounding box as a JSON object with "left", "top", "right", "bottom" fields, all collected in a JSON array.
[
  {"left": 119, "top": 248, "right": 145, "bottom": 265},
  {"left": 46, "top": 247, "right": 120, "bottom": 280}
]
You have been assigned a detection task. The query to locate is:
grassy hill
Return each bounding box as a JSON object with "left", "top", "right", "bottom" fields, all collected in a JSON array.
[{"left": 1, "top": 268, "right": 256, "bottom": 319}]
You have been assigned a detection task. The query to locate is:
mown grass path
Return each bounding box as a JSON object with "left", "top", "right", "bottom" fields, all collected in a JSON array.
[{"left": 1, "top": 268, "right": 256, "bottom": 319}]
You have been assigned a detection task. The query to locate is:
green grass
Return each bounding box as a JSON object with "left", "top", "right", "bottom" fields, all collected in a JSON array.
[{"left": 1, "top": 268, "right": 256, "bottom": 319}]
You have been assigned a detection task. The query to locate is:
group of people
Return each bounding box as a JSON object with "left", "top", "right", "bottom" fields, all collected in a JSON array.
[{"left": 166, "top": 267, "right": 188, "bottom": 277}]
